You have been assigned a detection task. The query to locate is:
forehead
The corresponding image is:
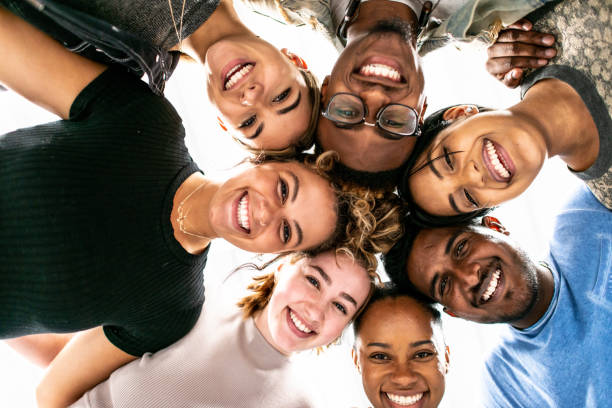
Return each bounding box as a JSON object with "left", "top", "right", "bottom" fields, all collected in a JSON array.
[{"left": 358, "top": 297, "right": 436, "bottom": 342}]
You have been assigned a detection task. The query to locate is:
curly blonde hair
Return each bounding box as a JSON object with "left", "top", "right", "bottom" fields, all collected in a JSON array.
[
  {"left": 237, "top": 152, "right": 406, "bottom": 318},
  {"left": 232, "top": 69, "right": 320, "bottom": 159}
]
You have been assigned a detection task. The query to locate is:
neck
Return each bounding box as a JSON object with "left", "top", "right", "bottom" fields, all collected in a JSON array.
[
  {"left": 345, "top": 0, "right": 419, "bottom": 44},
  {"left": 180, "top": 0, "right": 255, "bottom": 63},
  {"left": 253, "top": 308, "right": 290, "bottom": 356},
  {"left": 516, "top": 78, "right": 599, "bottom": 172},
  {"left": 511, "top": 263, "right": 555, "bottom": 329},
  {"left": 171, "top": 173, "right": 219, "bottom": 254}
]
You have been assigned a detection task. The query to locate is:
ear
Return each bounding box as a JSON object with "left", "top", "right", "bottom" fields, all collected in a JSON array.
[
  {"left": 444, "top": 345, "right": 450, "bottom": 374},
  {"left": 351, "top": 347, "right": 361, "bottom": 373},
  {"left": 481, "top": 216, "right": 510, "bottom": 236},
  {"left": 321, "top": 75, "right": 330, "bottom": 100},
  {"left": 442, "top": 104, "right": 479, "bottom": 121},
  {"left": 280, "top": 48, "right": 308, "bottom": 69}
]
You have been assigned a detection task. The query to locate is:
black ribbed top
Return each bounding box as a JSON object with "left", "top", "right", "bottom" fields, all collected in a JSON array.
[{"left": 0, "top": 68, "right": 207, "bottom": 356}]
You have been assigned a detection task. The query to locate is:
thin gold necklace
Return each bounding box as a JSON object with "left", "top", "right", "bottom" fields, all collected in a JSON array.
[
  {"left": 168, "top": 0, "right": 187, "bottom": 51},
  {"left": 176, "top": 181, "right": 209, "bottom": 239}
]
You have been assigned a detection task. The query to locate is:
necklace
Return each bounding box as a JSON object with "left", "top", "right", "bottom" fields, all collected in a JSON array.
[
  {"left": 168, "top": 0, "right": 187, "bottom": 51},
  {"left": 176, "top": 181, "right": 209, "bottom": 239}
]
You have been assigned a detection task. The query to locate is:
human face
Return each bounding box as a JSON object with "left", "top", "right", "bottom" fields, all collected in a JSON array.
[
  {"left": 258, "top": 252, "right": 371, "bottom": 354},
  {"left": 317, "top": 28, "right": 425, "bottom": 172},
  {"left": 408, "top": 111, "right": 547, "bottom": 216},
  {"left": 406, "top": 225, "right": 539, "bottom": 324},
  {"left": 355, "top": 297, "right": 447, "bottom": 408},
  {"left": 205, "top": 38, "right": 311, "bottom": 151},
  {"left": 207, "top": 161, "right": 336, "bottom": 253}
]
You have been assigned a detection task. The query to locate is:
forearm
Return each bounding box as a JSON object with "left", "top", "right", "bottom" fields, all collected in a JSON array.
[
  {"left": 0, "top": 6, "right": 105, "bottom": 119},
  {"left": 5, "top": 333, "right": 75, "bottom": 368}
]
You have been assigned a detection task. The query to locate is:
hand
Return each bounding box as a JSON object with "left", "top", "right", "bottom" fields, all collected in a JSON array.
[{"left": 486, "top": 19, "right": 556, "bottom": 88}]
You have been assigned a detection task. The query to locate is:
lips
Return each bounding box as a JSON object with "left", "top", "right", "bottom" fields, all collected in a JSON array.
[
  {"left": 354, "top": 56, "right": 406, "bottom": 85},
  {"left": 235, "top": 191, "right": 250, "bottom": 233},
  {"left": 221, "top": 60, "right": 255, "bottom": 91},
  {"left": 477, "top": 267, "right": 503, "bottom": 306},
  {"left": 286, "top": 308, "right": 316, "bottom": 338},
  {"left": 482, "top": 139, "right": 515, "bottom": 182},
  {"left": 384, "top": 391, "right": 425, "bottom": 407}
]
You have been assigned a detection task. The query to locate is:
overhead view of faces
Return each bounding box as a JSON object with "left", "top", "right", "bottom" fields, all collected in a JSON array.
[{"left": 0, "top": 0, "right": 610, "bottom": 407}]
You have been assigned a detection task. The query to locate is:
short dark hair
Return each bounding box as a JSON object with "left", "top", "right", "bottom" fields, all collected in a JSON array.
[
  {"left": 353, "top": 282, "right": 440, "bottom": 337},
  {"left": 398, "top": 105, "right": 492, "bottom": 227}
]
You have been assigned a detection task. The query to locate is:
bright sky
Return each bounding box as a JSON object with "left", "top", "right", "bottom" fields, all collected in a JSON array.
[{"left": 0, "top": 3, "right": 582, "bottom": 407}]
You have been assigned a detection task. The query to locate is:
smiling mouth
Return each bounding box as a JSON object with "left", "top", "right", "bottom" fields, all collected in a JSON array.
[
  {"left": 359, "top": 63, "right": 402, "bottom": 82},
  {"left": 287, "top": 308, "right": 316, "bottom": 338},
  {"left": 483, "top": 139, "right": 513, "bottom": 182},
  {"left": 354, "top": 56, "right": 406, "bottom": 85},
  {"left": 224, "top": 63, "right": 254, "bottom": 90},
  {"left": 385, "top": 392, "right": 424, "bottom": 406},
  {"left": 478, "top": 267, "right": 503, "bottom": 305},
  {"left": 236, "top": 192, "right": 250, "bottom": 233}
]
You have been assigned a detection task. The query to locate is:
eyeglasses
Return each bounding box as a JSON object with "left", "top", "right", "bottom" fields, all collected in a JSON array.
[{"left": 321, "top": 93, "right": 421, "bottom": 140}]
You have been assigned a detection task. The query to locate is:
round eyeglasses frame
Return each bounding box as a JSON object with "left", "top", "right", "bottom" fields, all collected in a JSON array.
[{"left": 321, "top": 92, "right": 421, "bottom": 140}]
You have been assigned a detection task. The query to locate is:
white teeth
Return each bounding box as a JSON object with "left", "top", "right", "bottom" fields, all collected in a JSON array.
[
  {"left": 224, "top": 64, "right": 254, "bottom": 90},
  {"left": 359, "top": 64, "right": 401, "bottom": 82},
  {"left": 485, "top": 140, "right": 511, "bottom": 179},
  {"left": 386, "top": 392, "right": 424, "bottom": 406},
  {"left": 289, "top": 310, "right": 312, "bottom": 334},
  {"left": 481, "top": 269, "right": 501, "bottom": 302},
  {"left": 237, "top": 194, "right": 250, "bottom": 231}
]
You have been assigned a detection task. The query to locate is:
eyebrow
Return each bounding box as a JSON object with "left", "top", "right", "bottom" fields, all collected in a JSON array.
[
  {"left": 292, "top": 221, "right": 303, "bottom": 248},
  {"left": 367, "top": 342, "right": 390, "bottom": 348},
  {"left": 278, "top": 91, "right": 301, "bottom": 115},
  {"left": 341, "top": 292, "right": 358, "bottom": 308},
  {"left": 290, "top": 171, "right": 299, "bottom": 202},
  {"left": 247, "top": 123, "right": 264, "bottom": 140},
  {"left": 311, "top": 265, "right": 331, "bottom": 284},
  {"left": 449, "top": 194, "right": 463, "bottom": 214},
  {"left": 426, "top": 147, "right": 443, "bottom": 180}
]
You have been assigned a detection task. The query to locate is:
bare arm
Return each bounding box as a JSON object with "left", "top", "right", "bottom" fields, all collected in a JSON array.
[
  {"left": 36, "top": 327, "right": 137, "bottom": 408},
  {"left": 0, "top": 6, "right": 105, "bottom": 119},
  {"left": 5, "top": 333, "right": 75, "bottom": 368}
]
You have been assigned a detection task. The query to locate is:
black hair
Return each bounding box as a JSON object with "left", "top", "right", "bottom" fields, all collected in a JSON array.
[
  {"left": 398, "top": 105, "right": 493, "bottom": 227},
  {"left": 353, "top": 282, "right": 441, "bottom": 337}
]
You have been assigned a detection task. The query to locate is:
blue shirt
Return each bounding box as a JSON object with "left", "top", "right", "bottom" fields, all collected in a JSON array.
[{"left": 481, "top": 186, "right": 612, "bottom": 407}]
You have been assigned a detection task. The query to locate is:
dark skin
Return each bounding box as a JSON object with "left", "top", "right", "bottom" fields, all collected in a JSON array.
[{"left": 485, "top": 19, "right": 557, "bottom": 88}]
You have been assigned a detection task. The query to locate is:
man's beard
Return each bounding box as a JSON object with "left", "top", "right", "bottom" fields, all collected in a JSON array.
[
  {"left": 499, "top": 249, "right": 540, "bottom": 324},
  {"left": 371, "top": 18, "right": 415, "bottom": 43}
]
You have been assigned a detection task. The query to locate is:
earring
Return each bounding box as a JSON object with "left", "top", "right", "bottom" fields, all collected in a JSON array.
[
  {"left": 443, "top": 307, "right": 457, "bottom": 317},
  {"left": 481, "top": 216, "right": 509, "bottom": 235},
  {"left": 216, "top": 116, "right": 227, "bottom": 132}
]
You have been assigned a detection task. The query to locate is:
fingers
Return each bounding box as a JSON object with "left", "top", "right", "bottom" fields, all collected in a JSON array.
[
  {"left": 506, "top": 18, "right": 532, "bottom": 31},
  {"left": 487, "top": 40, "right": 556, "bottom": 59},
  {"left": 496, "top": 28, "right": 555, "bottom": 46},
  {"left": 486, "top": 56, "right": 548, "bottom": 75},
  {"left": 501, "top": 68, "right": 524, "bottom": 89}
]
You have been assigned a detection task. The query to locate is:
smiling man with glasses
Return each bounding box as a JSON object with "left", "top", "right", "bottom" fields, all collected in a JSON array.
[{"left": 316, "top": 0, "right": 427, "bottom": 189}]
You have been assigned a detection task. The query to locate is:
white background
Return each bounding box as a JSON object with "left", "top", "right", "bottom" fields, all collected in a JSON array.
[{"left": 0, "top": 3, "right": 582, "bottom": 407}]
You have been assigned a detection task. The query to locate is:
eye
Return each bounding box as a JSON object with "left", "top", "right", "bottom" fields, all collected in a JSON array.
[
  {"left": 370, "top": 352, "right": 390, "bottom": 361},
  {"left": 439, "top": 275, "right": 450, "bottom": 299},
  {"left": 443, "top": 147, "right": 454, "bottom": 170},
  {"left": 306, "top": 275, "right": 320, "bottom": 289},
  {"left": 278, "top": 178, "right": 289, "bottom": 204},
  {"left": 239, "top": 115, "right": 256, "bottom": 128},
  {"left": 454, "top": 238, "right": 467, "bottom": 258},
  {"left": 333, "top": 302, "right": 347, "bottom": 315},
  {"left": 464, "top": 189, "right": 479, "bottom": 208},
  {"left": 414, "top": 350, "right": 435, "bottom": 360},
  {"left": 281, "top": 220, "right": 291, "bottom": 244},
  {"left": 272, "top": 88, "right": 291, "bottom": 103}
]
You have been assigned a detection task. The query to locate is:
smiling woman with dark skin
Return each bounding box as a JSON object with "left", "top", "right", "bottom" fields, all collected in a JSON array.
[
  {"left": 353, "top": 285, "right": 448, "bottom": 408},
  {"left": 402, "top": 0, "right": 611, "bottom": 219}
]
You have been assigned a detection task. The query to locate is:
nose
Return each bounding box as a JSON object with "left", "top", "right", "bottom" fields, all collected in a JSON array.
[
  {"left": 302, "top": 301, "right": 325, "bottom": 330},
  {"left": 241, "top": 83, "right": 262, "bottom": 106},
  {"left": 456, "top": 261, "right": 481, "bottom": 291},
  {"left": 254, "top": 195, "right": 281, "bottom": 230},
  {"left": 389, "top": 362, "right": 419, "bottom": 387},
  {"left": 358, "top": 87, "right": 390, "bottom": 122},
  {"left": 462, "top": 158, "right": 486, "bottom": 187}
]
